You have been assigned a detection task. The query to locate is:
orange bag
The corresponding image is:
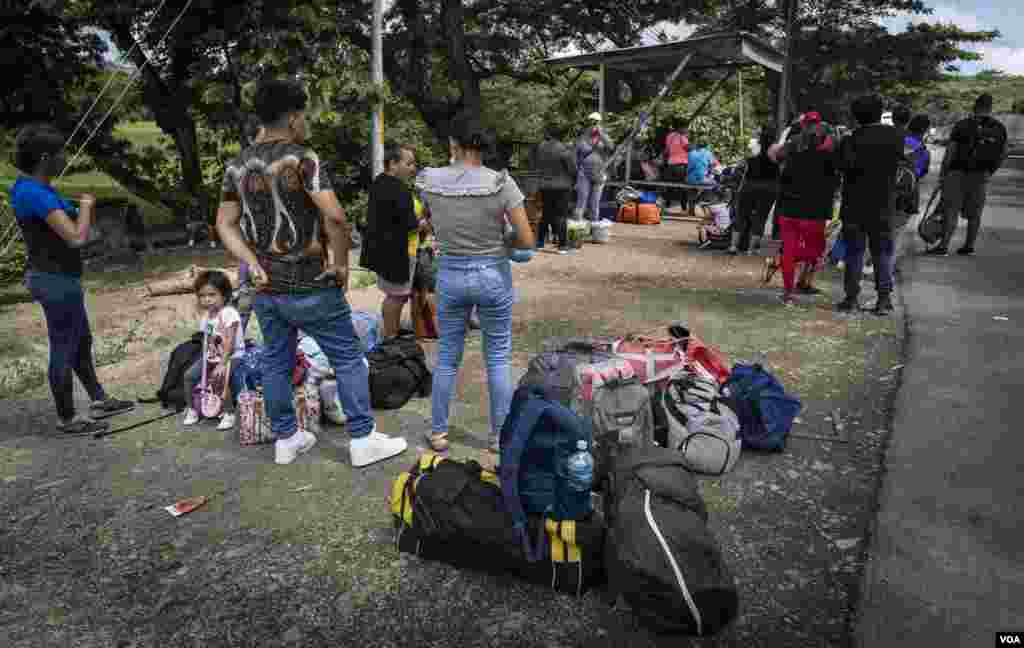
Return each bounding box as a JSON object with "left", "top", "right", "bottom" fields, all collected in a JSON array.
[
  {"left": 637, "top": 203, "right": 662, "bottom": 225},
  {"left": 618, "top": 203, "right": 639, "bottom": 224}
]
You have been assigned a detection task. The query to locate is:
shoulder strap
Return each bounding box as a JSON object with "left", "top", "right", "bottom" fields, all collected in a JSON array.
[
  {"left": 499, "top": 393, "right": 556, "bottom": 563},
  {"left": 199, "top": 325, "right": 209, "bottom": 390}
]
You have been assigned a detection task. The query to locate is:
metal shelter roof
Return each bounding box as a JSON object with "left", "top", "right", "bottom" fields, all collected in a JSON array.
[{"left": 544, "top": 30, "right": 784, "bottom": 75}]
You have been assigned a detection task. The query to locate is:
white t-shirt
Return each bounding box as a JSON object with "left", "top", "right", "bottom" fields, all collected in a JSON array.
[{"left": 200, "top": 306, "right": 244, "bottom": 362}]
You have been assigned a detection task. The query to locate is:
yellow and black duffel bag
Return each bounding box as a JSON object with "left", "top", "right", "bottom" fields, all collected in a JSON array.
[{"left": 390, "top": 452, "right": 606, "bottom": 596}]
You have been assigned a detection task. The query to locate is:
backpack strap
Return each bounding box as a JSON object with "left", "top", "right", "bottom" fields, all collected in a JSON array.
[{"left": 499, "top": 392, "right": 566, "bottom": 563}]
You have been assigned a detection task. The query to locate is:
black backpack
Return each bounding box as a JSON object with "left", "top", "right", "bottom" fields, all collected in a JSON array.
[
  {"left": 366, "top": 332, "right": 431, "bottom": 410},
  {"left": 957, "top": 116, "right": 1007, "bottom": 173},
  {"left": 156, "top": 333, "right": 204, "bottom": 410},
  {"left": 893, "top": 141, "right": 924, "bottom": 214},
  {"left": 603, "top": 446, "right": 739, "bottom": 636}
]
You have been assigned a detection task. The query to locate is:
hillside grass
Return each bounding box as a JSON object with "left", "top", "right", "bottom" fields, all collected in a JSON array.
[{"left": 1, "top": 121, "right": 175, "bottom": 225}]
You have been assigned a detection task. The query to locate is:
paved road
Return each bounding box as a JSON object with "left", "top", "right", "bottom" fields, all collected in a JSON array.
[{"left": 855, "top": 152, "right": 1024, "bottom": 646}]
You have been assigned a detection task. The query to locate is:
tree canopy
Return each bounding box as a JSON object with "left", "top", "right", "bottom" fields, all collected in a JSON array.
[{"left": 0, "top": 0, "right": 1008, "bottom": 228}]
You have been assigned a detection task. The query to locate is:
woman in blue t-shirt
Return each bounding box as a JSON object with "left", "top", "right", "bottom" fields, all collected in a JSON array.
[{"left": 9, "top": 124, "right": 133, "bottom": 434}]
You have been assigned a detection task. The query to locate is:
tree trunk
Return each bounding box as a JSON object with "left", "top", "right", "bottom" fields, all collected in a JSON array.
[
  {"left": 384, "top": 0, "right": 484, "bottom": 143},
  {"left": 105, "top": 20, "right": 206, "bottom": 226},
  {"left": 224, "top": 44, "right": 251, "bottom": 148}
]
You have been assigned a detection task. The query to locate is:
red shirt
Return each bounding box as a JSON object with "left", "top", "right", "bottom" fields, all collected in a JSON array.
[{"left": 665, "top": 131, "right": 689, "bottom": 165}]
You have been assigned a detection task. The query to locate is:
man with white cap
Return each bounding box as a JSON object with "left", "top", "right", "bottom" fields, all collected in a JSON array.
[{"left": 574, "top": 112, "right": 615, "bottom": 222}]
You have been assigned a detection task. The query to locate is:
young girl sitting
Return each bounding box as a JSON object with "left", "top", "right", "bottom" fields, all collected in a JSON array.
[{"left": 182, "top": 270, "right": 245, "bottom": 430}]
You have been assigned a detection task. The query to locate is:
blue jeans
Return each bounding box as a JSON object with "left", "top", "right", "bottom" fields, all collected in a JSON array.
[
  {"left": 432, "top": 256, "right": 514, "bottom": 444},
  {"left": 253, "top": 288, "right": 373, "bottom": 440},
  {"left": 25, "top": 271, "right": 107, "bottom": 421},
  {"left": 575, "top": 173, "right": 605, "bottom": 221},
  {"left": 842, "top": 224, "right": 895, "bottom": 300}
]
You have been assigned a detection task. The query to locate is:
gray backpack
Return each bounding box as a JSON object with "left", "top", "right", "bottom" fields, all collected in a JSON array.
[
  {"left": 576, "top": 359, "right": 656, "bottom": 449},
  {"left": 662, "top": 375, "right": 741, "bottom": 476}
]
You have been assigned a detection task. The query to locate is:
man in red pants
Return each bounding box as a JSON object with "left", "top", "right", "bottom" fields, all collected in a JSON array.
[{"left": 768, "top": 112, "right": 840, "bottom": 305}]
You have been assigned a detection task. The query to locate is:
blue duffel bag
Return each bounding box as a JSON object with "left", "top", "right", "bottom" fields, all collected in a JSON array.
[{"left": 721, "top": 363, "right": 802, "bottom": 451}]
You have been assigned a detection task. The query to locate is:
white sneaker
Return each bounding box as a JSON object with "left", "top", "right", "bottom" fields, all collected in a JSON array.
[
  {"left": 183, "top": 408, "right": 199, "bottom": 425},
  {"left": 217, "top": 413, "right": 236, "bottom": 431},
  {"left": 275, "top": 429, "right": 318, "bottom": 465},
  {"left": 349, "top": 428, "right": 408, "bottom": 468}
]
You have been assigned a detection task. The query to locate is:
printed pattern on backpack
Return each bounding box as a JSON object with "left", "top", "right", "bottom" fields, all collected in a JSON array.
[
  {"left": 238, "top": 389, "right": 273, "bottom": 445},
  {"left": 238, "top": 383, "right": 321, "bottom": 446}
]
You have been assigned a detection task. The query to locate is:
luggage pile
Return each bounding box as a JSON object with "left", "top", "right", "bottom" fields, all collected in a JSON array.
[{"left": 388, "top": 321, "right": 804, "bottom": 636}]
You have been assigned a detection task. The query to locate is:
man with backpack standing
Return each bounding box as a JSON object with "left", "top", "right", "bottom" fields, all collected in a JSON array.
[
  {"left": 835, "top": 94, "right": 906, "bottom": 316},
  {"left": 930, "top": 93, "right": 1009, "bottom": 256}
]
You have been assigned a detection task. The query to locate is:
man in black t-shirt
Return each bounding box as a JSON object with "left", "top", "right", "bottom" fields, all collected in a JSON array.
[
  {"left": 931, "top": 93, "right": 1009, "bottom": 256},
  {"left": 836, "top": 94, "right": 906, "bottom": 315}
]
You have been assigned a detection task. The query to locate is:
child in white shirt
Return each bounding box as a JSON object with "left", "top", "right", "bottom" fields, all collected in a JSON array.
[{"left": 182, "top": 270, "right": 245, "bottom": 430}]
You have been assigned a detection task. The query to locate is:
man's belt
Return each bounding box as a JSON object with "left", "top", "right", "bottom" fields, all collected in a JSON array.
[{"left": 255, "top": 252, "right": 331, "bottom": 294}]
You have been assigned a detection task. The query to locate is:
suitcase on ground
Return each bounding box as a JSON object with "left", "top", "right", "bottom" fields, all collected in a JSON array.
[
  {"left": 637, "top": 203, "right": 662, "bottom": 225},
  {"left": 391, "top": 453, "right": 607, "bottom": 596},
  {"left": 618, "top": 202, "right": 639, "bottom": 224}
]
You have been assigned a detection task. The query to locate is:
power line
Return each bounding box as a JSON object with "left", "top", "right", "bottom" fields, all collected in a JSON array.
[{"left": 2, "top": 0, "right": 197, "bottom": 257}]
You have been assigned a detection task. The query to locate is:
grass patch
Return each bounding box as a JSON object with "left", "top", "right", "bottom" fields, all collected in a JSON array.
[
  {"left": 1, "top": 158, "right": 175, "bottom": 227},
  {"left": 0, "top": 446, "right": 33, "bottom": 481},
  {"left": 699, "top": 480, "right": 739, "bottom": 514},
  {"left": 114, "top": 121, "right": 168, "bottom": 151},
  {"left": 238, "top": 458, "right": 404, "bottom": 593},
  {"left": 0, "top": 330, "right": 32, "bottom": 358}
]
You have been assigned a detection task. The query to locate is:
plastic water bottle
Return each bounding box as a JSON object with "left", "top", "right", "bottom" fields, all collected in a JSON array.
[{"left": 566, "top": 440, "right": 594, "bottom": 492}]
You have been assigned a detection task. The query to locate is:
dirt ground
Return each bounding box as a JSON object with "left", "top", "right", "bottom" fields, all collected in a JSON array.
[{"left": 0, "top": 220, "right": 903, "bottom": 647}]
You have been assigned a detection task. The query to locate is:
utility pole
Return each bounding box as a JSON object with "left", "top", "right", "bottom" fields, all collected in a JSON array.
[
  {"left": 371, "top": 0, "right": 385, "bottom": 179},
  {"left": 776, "top": 0, "right": 798, "bottom": 132}
]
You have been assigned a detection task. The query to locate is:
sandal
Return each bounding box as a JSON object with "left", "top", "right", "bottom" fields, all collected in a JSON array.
[
  {"left": 57, "top": 418, "right": 110, "bottom": 435},
  {"left": 423, "top": 431, "right": 449, "bottom": 453}
]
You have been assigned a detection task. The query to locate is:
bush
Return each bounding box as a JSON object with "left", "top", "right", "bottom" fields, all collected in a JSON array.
[
  {"left": 1013, "top": 99, "right": 1024, "bottom": 115},
  {"left": 0, "top": 193, "right": 26, "bottom": 286}
]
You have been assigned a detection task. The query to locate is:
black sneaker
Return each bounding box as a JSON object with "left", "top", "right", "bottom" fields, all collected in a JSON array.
[
  {"left": 90, "top": 398, "right": 135, "bottom": 419},
  {"left": 873, "top": 296, "right": 894, "bottom": 316},
  {"left": 835, "top": 297, "right": 859, "bottom": 313},
  {"left": 926, "top": 246, "right": 949, "bottom": 256},
  {"left": 956, "top": 246, "right": 975, "bottom": 256}
]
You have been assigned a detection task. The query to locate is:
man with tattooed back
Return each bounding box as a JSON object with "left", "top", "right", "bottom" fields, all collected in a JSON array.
[{"left": 216, "top": 79, "right": 407, "bottom": 467}]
